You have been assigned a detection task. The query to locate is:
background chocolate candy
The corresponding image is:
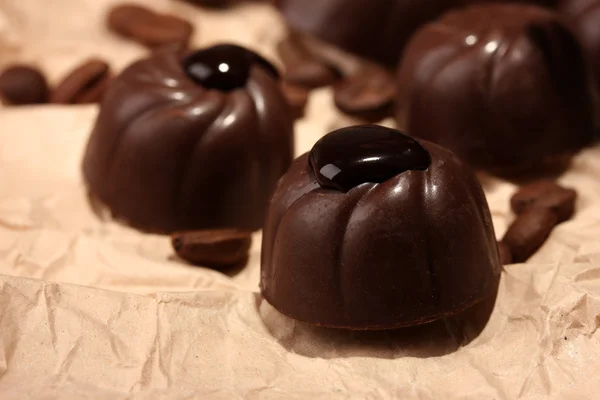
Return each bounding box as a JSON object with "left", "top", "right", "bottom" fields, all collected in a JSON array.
[
  {"left": 396, "top": 4, "right": 596, "bottom": 172},
  {"left": 276, "top": 0, "right": 448, "bottom": 67},
  {"left": 82, "top": 45, "right": 294, "bottom": 233},
  {"left": 559, "top": 0, "right": 600, "bottom": 117},
  {"left": 261, "top": 125, "right": 501, "bottom": 330},
  {"left": 276, "top": 0, "right": 557, "bottom": 67}
]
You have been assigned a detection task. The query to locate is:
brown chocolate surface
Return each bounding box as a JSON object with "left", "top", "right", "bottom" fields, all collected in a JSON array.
[
  {"left": 559, "top": 0, "right": 600, "bottom": 117},
  {"left": 82, "top": 46, "right": 294, "bottom": 233},
  {"left": 261, "top": 126, "right": 501, "bottom": 330},
  {"left": 276, "top": 0, "right": 556, "bottom": 67},
  {"left": 396, "top": 4, "right": 596, "bottom": 172}
]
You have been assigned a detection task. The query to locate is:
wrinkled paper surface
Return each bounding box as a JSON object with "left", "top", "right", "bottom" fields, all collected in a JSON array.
[{"left": 1, "top": 0, "right": 600, "bottom": 398}]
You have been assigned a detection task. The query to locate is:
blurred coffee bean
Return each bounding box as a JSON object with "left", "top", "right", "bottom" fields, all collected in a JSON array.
[
  {"left": 108, "top": 4, "right": 193, "bottom": 49},
  {"left": 280, "top": 82, "right": 309, "bottom": 120},
  {"left": 502, "top": 208, "right": 558, "bottom": 263},
  {"left": 277, "top": 35, "right": 341, "bottom": 89},
  {"left": 51, "top": 59, "right": 111, "bottom": 104},
  {"left": 171, "top": 229, "right": 253, "bottom": 268},
  {"left": 511, "top": 180, "right": 577, "bottom": 223},
  {"left": 0, "top": 65, "right": 49, "bottom": 105},
  {"left": 334, "top": 66, "right": 395, "bottom": 122}
]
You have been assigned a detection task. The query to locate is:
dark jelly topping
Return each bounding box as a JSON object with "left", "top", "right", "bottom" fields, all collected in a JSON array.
[
  {"left": 309, "top": 125, "right": 431, "bottom": 192},
  {"left": 182, "top": 44, "right": 279, "bottom": 91}
]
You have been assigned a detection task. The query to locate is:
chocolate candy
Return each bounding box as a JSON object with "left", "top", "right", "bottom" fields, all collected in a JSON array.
[
  {"left": 396, "top": 4, "right": 596, "bottom": 172},
  {"left": 82, "top": 45, "right": 294, "bottom": 233},
  {"left": 261, "top": 125, "right": 501, "bottom": 330},
  {"left": 276, "top": 0, "right": 556, "bottom": 67},
  {"left": 183, "top": 44, "right": 278, "bottom": 90},
  {"left": 276, "top": 0, "right": 447, "bottom": 67},
  {"left": 559, "top": 0, "right": 600, "bottom": 116},
  {"left": 309, "top": 125, "right": 430, "bottom": 191}
]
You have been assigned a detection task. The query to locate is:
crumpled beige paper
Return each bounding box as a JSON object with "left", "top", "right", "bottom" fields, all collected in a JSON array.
[{"left": 1, "top": 0, "right": 600, "bottom": 398}]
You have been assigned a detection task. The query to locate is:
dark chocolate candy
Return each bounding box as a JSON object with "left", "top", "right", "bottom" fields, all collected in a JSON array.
[
  {"left": 261, "top": 125, "right": 501, "bottom": 330},
  {"left": 309, "top": 125, "right": 430, "bottom": 192},
  {"left": 559, "top": 0, "right": 600, "bottom": 117},
  {"left": 82, "top": 45, "right": 294, "bottom": 233},
  {"left": 396, "top": 4, "right": 596, "bottom": 172},
  {"left": 276, "top": 0, "right": 556, "bottom": 67}
]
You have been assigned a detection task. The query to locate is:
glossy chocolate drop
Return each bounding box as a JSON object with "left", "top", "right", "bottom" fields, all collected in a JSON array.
[
  {"left": 182, "top": 44, "right": 279, "bottom": 91},
  {"left": 309, "top": 125, "right": 431, "bottom": 192}
]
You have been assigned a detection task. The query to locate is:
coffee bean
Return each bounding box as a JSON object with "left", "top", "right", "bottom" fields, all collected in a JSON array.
[
  {"left": 501, "top": 208, "right": 558, "bottom": 263},
  {"left": 511, "top": 180, "right": 577, "bottom": 223},
  {"left": 277, "top": 35, "right": 340, "bottom": 89},
  {"left": 0, "top": 65, "right": 49, "bottom": 105},
  {"left": 108, "top": 4, "right": 193, "bottom": 50},
  {"left": 280, "top": 82, "right": 309, "bottom": 120},
  {"left": 171, "top": 229, "right": 252, "bottom": 268},
  {"left": 184, "top": 0, "right": 263, "bottom": 7},
  {"left": 51, "top": 59, "right": 111, "bottom": 104},
  {"left": 334, "top": 66, "right": 396, "bottom": 122},
  {"left": 284, "top": 61, "right": 340, "bottom": 89},
  {"left": 497, "top": 241, "right": 513, "bottom": 265},
  {"left": 184, "top": 0, "right": 229, "bottom": 7}
]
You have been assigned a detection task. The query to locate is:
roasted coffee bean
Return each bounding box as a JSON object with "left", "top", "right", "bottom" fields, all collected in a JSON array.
[
  {"left": 184, "top": 0, "right": 228, "bottom": 7},
  {"left": 334, "top": 66, "right": 396, "bottom": 122},
  {"left": 497, "top": 241, "right": 513, "bottom": 265},
  {"left": 284, "top": 60, "right": 340, "bottom": 89},
  {"left": 184, "top": 0, "right": 263, "bottom": 7},
  {"left": 511, "top": 180, "right": 577, "bottom": 223},
  {"left": 107, "top": 4, "right": 193, "bottom": 49},
  {"left": 280, "top": 82, "right": 309, "bottom": 120},
  {"left": 0, "top": 65, "right": 49, "bottom": 105},
  {"left": 51, "top": 59, "right": 111, "bottom": 104},
  {"left": 171, "top": 229, "right": 252, "bottom": 268},
  {"left": 276, "top": 35, "right": 340, "bottom": 89},
  {"left": 501, "top": 208, "right": 558, "bottom": 263}
]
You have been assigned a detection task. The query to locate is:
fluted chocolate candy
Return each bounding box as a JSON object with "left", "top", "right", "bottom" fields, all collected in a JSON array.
[
  {"left": 559, "top": 0, "right": 600, "bottom": 113},
  {"left": 397, "top": 4, "right": 596, "bottom": 172},
  {"left": 83, "top": 45, "right": 294, "bottom": 232},
  {"left": 276, "top": 0, "right": 557, "bottom": 67},
  {"left": 261, "top": 125, "right": 501, "bottom": 330}
]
